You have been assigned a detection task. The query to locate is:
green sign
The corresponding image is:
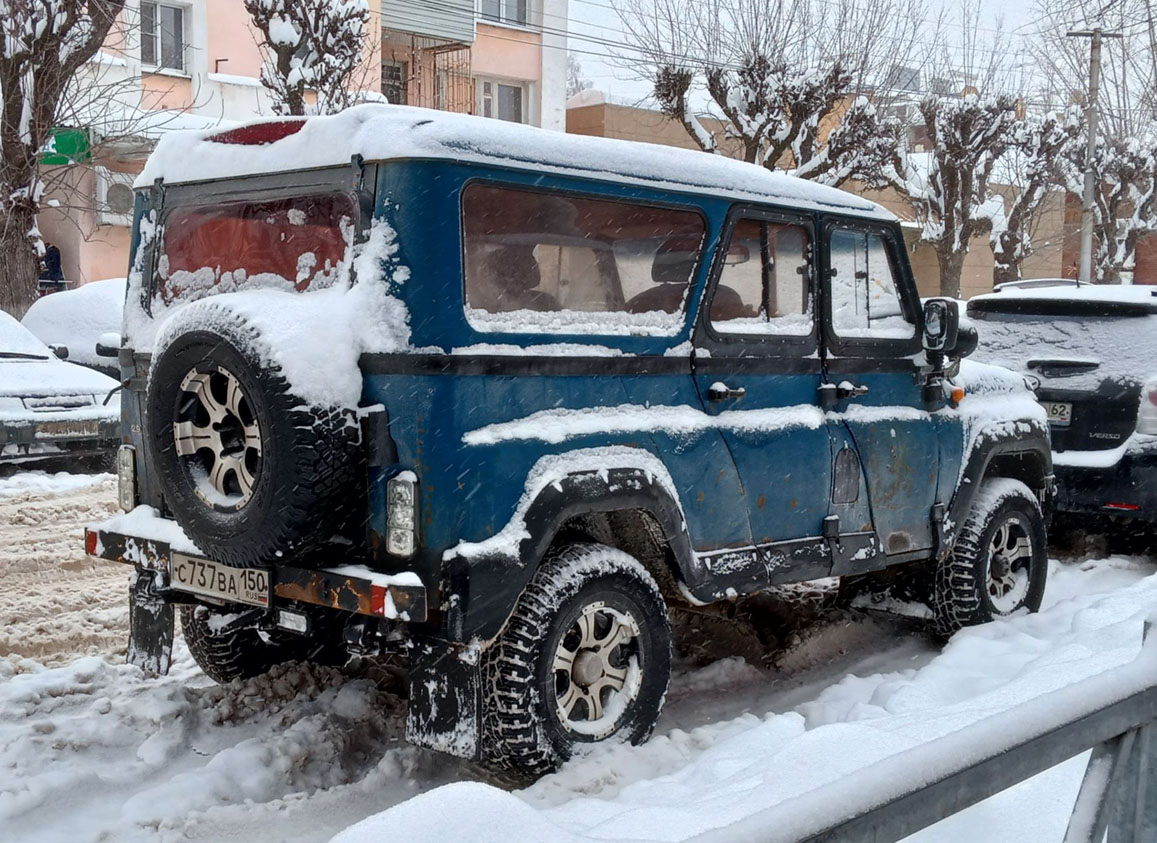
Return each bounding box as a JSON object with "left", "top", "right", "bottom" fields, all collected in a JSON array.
[{"left": 40, "top": 127, "right": 91, "bottom": 165}]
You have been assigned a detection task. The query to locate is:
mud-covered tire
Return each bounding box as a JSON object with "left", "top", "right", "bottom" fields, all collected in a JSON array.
[
  {"left": 932, "top": 478, "right": 1047, "bottom": 638},
  {"left": 180, "top": 604, "right": 348, "bottom": 683},
  {"left": 480, "top": 543, "right": 671, "bottom": 781},
  {"left": 146, "top": 329, "right": 363, "bottom": 567}
]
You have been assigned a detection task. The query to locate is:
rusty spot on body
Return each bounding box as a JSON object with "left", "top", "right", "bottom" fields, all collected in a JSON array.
[
  {"left": 757, "top": 495, "right": 765, "bottom": 509},
  {"left": 696, "top": 490, "right": 705, "bottom": 503}
]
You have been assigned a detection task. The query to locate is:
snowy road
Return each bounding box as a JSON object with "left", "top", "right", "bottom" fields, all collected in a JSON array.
[{"left": 0, "top": 474, "right": 1153, "bottom": 843}]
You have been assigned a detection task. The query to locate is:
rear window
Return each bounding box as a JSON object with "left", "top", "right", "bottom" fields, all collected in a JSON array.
[
  {"left": 461, "top": 184, "right": 705, "bottom": 335},
  {"left": 969, "top": 310, "right": 1157, "bottom": 387},
  {"left": 156, "top": 193, "right": 356, "bottom": 305}
]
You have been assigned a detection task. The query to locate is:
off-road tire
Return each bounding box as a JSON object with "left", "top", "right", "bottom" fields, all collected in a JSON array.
[
  {"left": 147, "top": 329, "right": 363, "bottom": 568},
  {"left": 932, "top": 478, "right": 1047, "bottom": 638},
  {"left": 180, "top": 604, "right": 348, "bottom": 683},
  {"left": 481, "top": 543, "right": 671, "bottom": 780}
]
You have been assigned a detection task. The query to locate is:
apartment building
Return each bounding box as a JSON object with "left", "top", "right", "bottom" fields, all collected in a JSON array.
[{"left": 39, "top": 0, "right": 569, "bottom": 287}]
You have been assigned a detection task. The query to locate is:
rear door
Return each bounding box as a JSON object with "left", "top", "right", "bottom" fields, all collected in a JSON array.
[
  {"left": 691, "top": 208, "right": 832, "bottom": 586},
  {"left": 820, "top": 218, "right": 943, "bottom": 563}
]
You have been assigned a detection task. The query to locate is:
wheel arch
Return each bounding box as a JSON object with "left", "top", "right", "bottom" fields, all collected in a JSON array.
[
  {"left": 941, "top": 430, "right": 1053, "bottom": 558},
  {"left": 442, "top": 459, "right": 698, "bottom": 644}
]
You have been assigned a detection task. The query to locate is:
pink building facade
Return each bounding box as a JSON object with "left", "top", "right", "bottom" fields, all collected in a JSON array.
[{"left": 41, "top": 0, "right": 569, "bottom": 287}]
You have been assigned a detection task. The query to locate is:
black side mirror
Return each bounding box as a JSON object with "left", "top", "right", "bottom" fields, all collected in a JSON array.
[
  {"left": 50, "top": 344, "right": 69, "bottom": 360},
  {"left": 95, "top": 332, "right": 122, "bottom": 359},
  {"left": 922, "top": 298, "right": 960, "bottom": 354}
]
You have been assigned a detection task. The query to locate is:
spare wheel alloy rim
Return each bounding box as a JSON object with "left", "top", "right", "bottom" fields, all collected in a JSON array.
[
  {"left": 552, "top": 600, "right": 643, "bottom": 739},
  {"left": 986, "top": 515, "right": 1032, "bottom": 614},
  {"left": 172, "top": 365, "right": 262, "bottom": 510}
]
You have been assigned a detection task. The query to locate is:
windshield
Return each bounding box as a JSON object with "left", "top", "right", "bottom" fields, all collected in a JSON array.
[
  {"left": 0, "top": 311, "right": 51, "bottom": 359},
  {"left": 969, "top": 310, "right": 1157, "bottom": 389}
]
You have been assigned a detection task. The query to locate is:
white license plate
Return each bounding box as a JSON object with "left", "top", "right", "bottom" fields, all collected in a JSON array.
[
  {"left": 169, "top": 553, "right": 270, "bottom": 607},
  {"left": 36, "top": 419, "right": 99, "bottom": 438},
  {"left": 1041, "top": 401, "right": 1072, "bottom": 427}
]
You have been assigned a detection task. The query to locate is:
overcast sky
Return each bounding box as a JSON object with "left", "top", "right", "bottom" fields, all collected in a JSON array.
[{"left": 563, "top": 0, "right": 1052, "bottom": 106}]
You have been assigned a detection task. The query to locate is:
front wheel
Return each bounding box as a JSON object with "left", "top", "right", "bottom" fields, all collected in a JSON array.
[
  {"left": 481, "top": 543, "right": 671, "bottom": 780},
  {"left": 933, "top": 478, "right": 1048, "bottom": 637}
]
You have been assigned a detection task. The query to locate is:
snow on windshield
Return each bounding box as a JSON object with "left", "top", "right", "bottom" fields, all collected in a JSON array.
[
  {"left": 970, "top": 310, "right": 1157, "bottom": 389},
  {"left": 0, "top": 310, "right": 51, "bottom": 358}
]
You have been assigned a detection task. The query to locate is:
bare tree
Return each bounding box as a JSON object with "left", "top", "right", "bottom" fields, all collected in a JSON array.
[
  {"left": 0, "top": 0, "right": 126, "bottom": 317},
  {"left": 990, "top": 108, "right": 1083, "bottom": 285},
  {"left": 613, "top": 0, "right": 934, "bottom": 185},
  {"left": 567, "top": 53, "right": 593, "bottom": 100},
  {"left": 244, "top": 0, "right": 371, "bottom": 116}
]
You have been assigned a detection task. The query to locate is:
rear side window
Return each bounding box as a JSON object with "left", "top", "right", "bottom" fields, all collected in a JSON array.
[
  {"left": 157, "top": 193, "right": 356, "bottom": 305},
  {"left": 461, "top": 183, "right": 705, "bottom": 335}
]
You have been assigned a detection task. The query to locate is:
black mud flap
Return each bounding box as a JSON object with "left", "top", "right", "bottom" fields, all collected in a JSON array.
[
  {"left": 128, "top": 570, "right": 174, "bottom": 675},
  {"left": 405, "top": 634, "right": 481, "bottom": 760}
]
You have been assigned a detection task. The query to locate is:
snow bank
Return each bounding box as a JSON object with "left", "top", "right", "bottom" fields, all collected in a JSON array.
[
  {"left": 135, "top": 105, "right": 891, "bottom": 221},
  {"left": 333, "top": 566, "right": 1157, "bottom": 843}
]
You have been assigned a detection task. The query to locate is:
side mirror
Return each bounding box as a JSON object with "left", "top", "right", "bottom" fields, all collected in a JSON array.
[
  {"left": 95, "top": 332, "right": 122, "bottom": 359},
  {"left": 922, "top": 298, "right": 959, "bottom": 354},
  {"left": 50, "top": 344, "right": 69, "bottom": 360}
]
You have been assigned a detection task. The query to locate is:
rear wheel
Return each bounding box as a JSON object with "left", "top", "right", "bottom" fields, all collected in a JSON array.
[
  {"left": 933, "top": 478, "right": 1047, "bottom": 637},
  {"left": 481, "top": 543, "right": 671, "bottom": 780}
]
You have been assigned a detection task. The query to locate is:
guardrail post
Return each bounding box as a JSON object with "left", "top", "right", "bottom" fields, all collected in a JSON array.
[
  {"left": 1066, "top": 730, "right": 1138, "bottom": 843},
  {"left": 1106, "top": 621, "right": 1157, "bottom": 842}
]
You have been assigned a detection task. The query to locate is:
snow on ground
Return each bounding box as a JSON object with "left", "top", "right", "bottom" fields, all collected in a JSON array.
[
  {"left": 0, "top": 473, "right": 1153, "bottom": 843},
  {"left": 0, "top": 472, "right": 122, "bottom": 665}
]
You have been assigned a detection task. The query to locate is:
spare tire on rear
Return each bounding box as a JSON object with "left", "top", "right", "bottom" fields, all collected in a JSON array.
[{"left": 146, "top": 326, "right": 363, "bottom": 567}]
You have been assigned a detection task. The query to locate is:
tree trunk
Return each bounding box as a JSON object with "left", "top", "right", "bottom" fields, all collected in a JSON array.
[
  {"left": 0, "top": 208, "right": 42, "bottom": 318},
  {"left": 992, "top": 256, "right": 1019, "bottom": 287},
  {"left": 935, "top": 246, "right": 966, "bottom": 299}
]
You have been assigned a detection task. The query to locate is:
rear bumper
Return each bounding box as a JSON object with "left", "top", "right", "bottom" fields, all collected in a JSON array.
[
  {"left": 1053, "top": 448, "right": 1157, "bottom": 520},
  {"left": 86, "top": 527, "right": 428, "bottom": 623}
]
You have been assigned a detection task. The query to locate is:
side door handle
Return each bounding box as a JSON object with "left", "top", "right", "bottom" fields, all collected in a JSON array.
[
  {"left": 836, "top": 381, "right": 870, "bottom": 400},
  {"left": 708, "top": 381, "right": 747, "bottom": 401}
]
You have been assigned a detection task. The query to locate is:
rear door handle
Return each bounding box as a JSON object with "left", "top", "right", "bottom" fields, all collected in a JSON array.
[{"left": 708, "top": 381, "right": 747, "bottom": 401}]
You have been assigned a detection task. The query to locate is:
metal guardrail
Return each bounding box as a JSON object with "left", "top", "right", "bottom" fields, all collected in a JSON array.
[{"left": 693, "top": 620, "right": 1157, "bottom": 843}]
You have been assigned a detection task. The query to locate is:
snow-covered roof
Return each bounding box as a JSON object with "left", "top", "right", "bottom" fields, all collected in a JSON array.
[
  {"left": 972, "top": 284, "right": 1157, "bottom": 309},
  {"left": 135, "top": 104, "right": 892, "bottom": 220}
]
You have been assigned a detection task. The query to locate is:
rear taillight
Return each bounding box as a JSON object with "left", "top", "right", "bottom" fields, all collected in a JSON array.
[{"left": 1138, "top": 381, "right": 1157, "bottom": 435}]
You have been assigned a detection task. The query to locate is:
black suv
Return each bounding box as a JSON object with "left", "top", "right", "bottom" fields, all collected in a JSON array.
[{"left": 969, "top": 285, "right": 1157, "bottom": 524}]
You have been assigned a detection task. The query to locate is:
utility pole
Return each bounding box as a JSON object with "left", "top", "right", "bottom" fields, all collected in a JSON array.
[{"left": 1066, "top": 27, "right": 1123, "bottom": 284}]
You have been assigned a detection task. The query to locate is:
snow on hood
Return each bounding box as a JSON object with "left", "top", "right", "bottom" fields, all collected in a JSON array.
[
  {"left": 972, "top": 283, "right": 1157, "bottom": 308},
  {"left": 0, "top": 357, "right": 119, "bottom": 399},
  {"left": 21, "top": 278, "right": 126, "bottom": 370},
  {"left": 135, "top": 105, "right": 892, "bottom": 221}
]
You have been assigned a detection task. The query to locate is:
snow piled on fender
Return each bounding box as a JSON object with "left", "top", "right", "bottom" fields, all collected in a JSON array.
[{"left": 151, "top": 219, "right": 410, "bottom": 410}]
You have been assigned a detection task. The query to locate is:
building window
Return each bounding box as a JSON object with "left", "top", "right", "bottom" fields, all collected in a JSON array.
[
  {"left": 480, "top": 0, "right": 528, "bottom": 27},
  {"left": 141, "top": 2, "right": 186, "bottom": 72},
  {"left": 477, "top": 78, "right": 525, "bottom": 123},
  {"left": 382, "top": 60, "right": 408, "bottom": 105}
]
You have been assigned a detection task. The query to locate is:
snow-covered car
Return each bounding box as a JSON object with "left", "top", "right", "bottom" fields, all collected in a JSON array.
[
  {"left": 0, "top": 309, "right": 120, "bottom": 466},
  {"left": 992, "top": 277, "right": 1083, "bottom": 293},
  {"left": 21, "top": 277, "right": 126, "bottom": 377},
  {"left": 86, "top": 105, "right": 1053, "bottom": 781},
  {"left": 969, "top": 285, "right": 1157, "bottom": 524}
]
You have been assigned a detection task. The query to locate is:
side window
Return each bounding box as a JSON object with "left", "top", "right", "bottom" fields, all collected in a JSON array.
[
  {"left": 462, "top": 184, "right": 705, "bottom": 335},
  {"left": 709, "top": 217, "right": 813, "bottom": 336},
  {"left": 827, "top": 228, "right": 915, "bottom": 340}
]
